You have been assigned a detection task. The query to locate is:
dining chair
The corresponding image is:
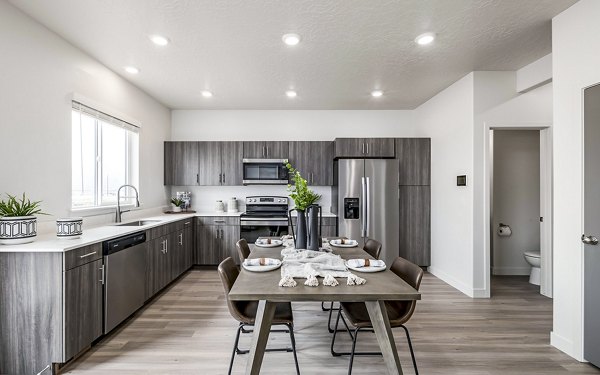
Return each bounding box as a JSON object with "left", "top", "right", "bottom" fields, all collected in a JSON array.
[
  {"left": 323, "top": 238, "right": 383, "bottom": 333},
  {"left": 330, "top": 256, "right": 424, "bottom": 375},
  {"left": 218, "top": 257, "right": 300, "bottom": 375},
  {"left": 236, "top": 238, "right": 251, "bottom": 263}
]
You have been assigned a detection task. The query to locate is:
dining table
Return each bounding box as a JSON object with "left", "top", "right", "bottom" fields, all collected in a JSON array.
[{"left": 228, "top": 240, "right": 421, "bottom": 375}]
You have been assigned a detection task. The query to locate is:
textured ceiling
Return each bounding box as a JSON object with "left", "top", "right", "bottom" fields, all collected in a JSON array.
[{"left": 10, "top": 0, "right": 577, "bottom": 109}]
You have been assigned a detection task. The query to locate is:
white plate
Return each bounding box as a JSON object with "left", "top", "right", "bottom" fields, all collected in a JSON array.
[
  {"left": 242, "top": 262, "right": 282, "bottom": 272},
  {"left": 329, "top": 239, "right": 358, "bottom": 248},
  {"left": 255, "top": 239, "right": 283, "bottom": 247},
  {"left": 345, "top": 260, "right": 386, "bottom": 273}
]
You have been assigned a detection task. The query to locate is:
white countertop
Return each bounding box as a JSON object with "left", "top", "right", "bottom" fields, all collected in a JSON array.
[{"left": 0, "top": 210, "right": 337, "bottom": 253}]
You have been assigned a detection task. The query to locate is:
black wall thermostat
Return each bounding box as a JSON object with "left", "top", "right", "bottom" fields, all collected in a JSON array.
[{"left": 457, "top": 175, "right": 467, "bottom": 186}]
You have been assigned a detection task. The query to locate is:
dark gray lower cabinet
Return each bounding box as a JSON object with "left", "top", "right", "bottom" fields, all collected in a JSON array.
[
  {"left": 64, "top": 259, "right": 103, "bottom": 360},
  {"left": 399, "top": 186, "right": 431, "bottom": 266},
  {"left": 195, "top": 220, "right": 240, "bottom": 265}
]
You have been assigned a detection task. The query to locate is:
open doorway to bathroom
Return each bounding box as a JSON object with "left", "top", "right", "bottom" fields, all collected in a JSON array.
[{"left": 488, "top": 127, "right": 553, "bottom": 298}]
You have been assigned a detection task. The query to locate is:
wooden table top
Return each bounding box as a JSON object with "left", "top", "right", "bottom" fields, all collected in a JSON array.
[{"left": 228, "top": 245, "right": 421, "bottom": 303}]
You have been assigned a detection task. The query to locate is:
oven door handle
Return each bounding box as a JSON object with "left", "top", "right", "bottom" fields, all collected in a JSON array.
[{"left": 241, "top": 220, "right": 289, "bottom": 226}]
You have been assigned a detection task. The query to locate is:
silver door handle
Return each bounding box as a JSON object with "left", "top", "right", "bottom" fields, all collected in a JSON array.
[
  {"left": 582, "top": 234, "right": 598, "bottom": 245},
  {"left": 79, "top": 251, "right": 97, "bottom": 258},
  {"left": 215, "top": 229, "right": 219, "bottom": 239},
  {"left": 219, "top": 173, "right": 222, "bottom": 184},
  {"left": 366, "top": 177, "right": 370, "bottom": 237},
  {"left": 165, "top": 239, "right": 168, "bottom": 253},
  {"left": 361, "top": 177, "right": 366, "bottom": 237},
  {"left": 362, "top": 143, "right": 365, "bottom": 154},
  {"left": 161, "top": 240, "right": 165, "bottom": 253},
  {"left": 366, "top": 143, "right": 369, "bottom": 154},
  {"left": 179, "top": 233, "right": 183, "bottom": 245},
  {"left": 99, "top": 265, "right": 105, "bottom": 285},
  {"left": 220, "top": 228, "right": 224, "bottom": 239},
  {"left": 262, "top": 146, "right": 266, "bottom": 157},
  {"left": 222, "top": 173, "right": 225, "bottom": 184}
]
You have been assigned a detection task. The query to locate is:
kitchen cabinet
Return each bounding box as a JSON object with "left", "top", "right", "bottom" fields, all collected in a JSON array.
[
  {"left": 243, "top": 141, "right": 289, "bottom": 159},
  {"left": 334, "top": 138, "right": 395, "bottom": 158},
  {"left": 288, "top": 141, "right": 334, "bottom": 186},
  {"left": 195, "top": 217, "right": 240, "bottom": 265},
  {"left": 147, "top": 234, "right": 171, "bottom": 298},
  {"left": 171, "top": 222, "right": 194, "bottom": 278},
  {"left": 396, "top": 138, "right": 431, "bottom": 185},
  {"left": 164, "top": 141, "right": 199, "bottom": 186},
  {"left": 398, "top": 186, "right": 431, "bottom": 266},
  {"left": 63, "top": 258, "right": 103, "bottom": 360},
  {"left": 164, "top": 141, "right": 243, "bottom": 186}
]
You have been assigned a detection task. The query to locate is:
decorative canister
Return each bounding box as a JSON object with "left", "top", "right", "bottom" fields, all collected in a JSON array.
[
  {"left": 227, "top": 197, "right": 239, "bottom": 213},
  {"left": 215, "top": 200, "right": 225, "bottom": 213},
  {"left": 56, "top": 217, "right": 83, "bottom": 239}
]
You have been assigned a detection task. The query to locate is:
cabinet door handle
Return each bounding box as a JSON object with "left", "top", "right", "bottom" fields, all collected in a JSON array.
[
  {"left": 165, "top": 239, "right": 168, "bottom": 253},
  {"left": 79, "top": 251, "right": 97, "bottom": 259},
  {"left": 99, "top": 265, "right": 105, "bottom": 285},
  {"left": 266, "top": 146, "right": 269, "bottom": 158},
  {"left": 222, "top": 173, "right": 225, "bottom": 184},
  {"left": 219, "top": 173, "right": 222, "bottom": 184},
  {"left": 196, "top": 173, "right": 199, "bottom": 184},
  {"left": 214, "top": 220, "right": 226, "bottom": 224},
  {"left": 179, "top": 233, "right": 183, "bottom": 245},
  {"left": 215, "top": 229, "right": 219, "bottom": 239},
  {"left": 184, "top": 221, "right": 191, "bottom": 225},
  {"left": 220, "top": 229, "right": 224, "bottom": 239},
  {"left": 362, "top": 143, "right": 365, "bottom": 154},
  {"left": 262, "top": 146, "right": 266, "bottom": 157},
  {"left": 366, "top": 142, "right": 369, "bottom": 154}
]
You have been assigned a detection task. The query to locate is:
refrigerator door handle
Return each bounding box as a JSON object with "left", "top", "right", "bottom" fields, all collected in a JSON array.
[
  {"left": 366, "top": 177, "right": 370, "bottom": 238},
  {"left": 361, "top": 177, "right": 366, "bottom": 237}
]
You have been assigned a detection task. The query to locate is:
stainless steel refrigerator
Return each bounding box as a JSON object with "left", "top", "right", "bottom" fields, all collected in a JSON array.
[{"left": 334, "top": 159, "right": 399, "bottom": 267}]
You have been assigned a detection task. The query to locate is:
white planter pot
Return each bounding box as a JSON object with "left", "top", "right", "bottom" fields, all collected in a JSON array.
[
  {"left": 56, "top": 217, "right": 83, "bottom": 239},
  {"left": 172, "top": 206, "right": 182, "bottom": 212},
  {"left": 0, "top": 216, "right": 38, "bottom": 245}
]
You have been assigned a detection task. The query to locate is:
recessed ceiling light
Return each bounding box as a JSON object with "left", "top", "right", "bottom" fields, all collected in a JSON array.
[
  {"left": 149, "top": 34, "right": 170, "bottom": 46},
  {"left": 371, "top": 90, "right": 383, "bottom": 98},
  {"left": 282, "top": 33, "right": 301, "bottom": 46},
  {"left": 415, "top": 32, "right": 435, "bottom": 45},
  {"left": 286, "top": 90, "right": 297, "bottom": 98},
  {"left": 201, "top": 91, "right": 213, "bottom": 98},
  {"left": 124, "top": 66, "right": 140, "bottom": 74}
]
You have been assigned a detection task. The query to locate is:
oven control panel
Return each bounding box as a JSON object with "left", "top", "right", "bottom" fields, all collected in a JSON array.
[{"left": 246, "top": 196, "right": 288, "bottom": 205}]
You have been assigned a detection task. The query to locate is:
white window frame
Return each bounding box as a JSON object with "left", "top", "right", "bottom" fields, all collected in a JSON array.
[{"left": 71, "top": 100, "right": 140, "bottom": 212}]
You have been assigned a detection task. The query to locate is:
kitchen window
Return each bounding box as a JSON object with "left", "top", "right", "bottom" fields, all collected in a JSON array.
[{"left": 71, "top": 101, "right": 139, "bottom": 209}]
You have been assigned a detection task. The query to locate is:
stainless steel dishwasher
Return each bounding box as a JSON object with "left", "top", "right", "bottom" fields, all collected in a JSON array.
[{"left": 102, "top": 231, "right": 147, "bottom": 333}]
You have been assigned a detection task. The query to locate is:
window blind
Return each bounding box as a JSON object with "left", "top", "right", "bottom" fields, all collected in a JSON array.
[{"left": 72, "top": 101, "right": 140, "bottom": 133}]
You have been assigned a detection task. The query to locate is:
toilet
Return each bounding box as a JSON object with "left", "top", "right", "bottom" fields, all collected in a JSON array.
[{"left": 523, "top": 250, "right": 541, "bottom": 285}]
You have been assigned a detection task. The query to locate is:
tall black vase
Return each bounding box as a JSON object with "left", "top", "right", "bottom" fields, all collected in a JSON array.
[
  {"left": 295, "top": 210, "right": 308, "bottom": 249},
  {"left": 306, "top": 205, "right": 321, "bottom": 251}
]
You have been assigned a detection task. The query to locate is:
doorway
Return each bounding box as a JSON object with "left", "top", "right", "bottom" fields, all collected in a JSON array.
[{"left": 485, "top": 126, "right": 553, "bottom": 298}]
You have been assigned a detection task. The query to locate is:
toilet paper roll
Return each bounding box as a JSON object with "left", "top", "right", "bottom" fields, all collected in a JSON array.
[{"left": 497, "top": 225, "right": 512, "bottom": 237}]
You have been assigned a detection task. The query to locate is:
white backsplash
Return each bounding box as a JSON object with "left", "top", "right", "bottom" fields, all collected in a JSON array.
[{"left": 170, "top": 185, "right": 333, "bottom": 213}]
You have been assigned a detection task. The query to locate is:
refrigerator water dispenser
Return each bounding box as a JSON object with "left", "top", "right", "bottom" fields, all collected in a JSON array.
[{"left": 344, "top": 198, "right": 360, "bottom": 219}]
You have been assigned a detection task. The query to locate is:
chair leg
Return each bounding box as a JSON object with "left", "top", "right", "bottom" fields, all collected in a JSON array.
[
  {"left": 287, "top": 323, "right": 301, "bottom": 375},
  {"left": 229, "top": 324, "right": 244, "bottom": 375},
  {"left": 330, "top": 307, "right": 344, "bottom": 356},
  {"left": 321, "top": 301, "right": 330, "bottom": 311},
  {"left": 402, "top": 325, "right": 419, "bottom": 375},
  {"left": 347, "top": 328, "right": 359, "bottom": 375},
  {"left": 327, "top": 303, "right": 347, "bottom": 333}
]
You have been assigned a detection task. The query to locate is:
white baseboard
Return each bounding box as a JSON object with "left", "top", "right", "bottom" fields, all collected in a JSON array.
[
  {"left": 428, "top": 266, "right": 489, "bottom": 298},
  {"left": 551, "top": 331, "right": 584, "bottom": 362},
  {"left": 492, "top": 266, "right": 531, "bottom": 276}
]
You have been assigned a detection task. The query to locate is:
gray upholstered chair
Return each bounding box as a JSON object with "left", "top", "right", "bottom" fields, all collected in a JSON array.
[
  {"left": 218, "top": 257, "right": 300, "bottom": 375},
  {"left": 330, "top": 256, "right": 424, "bottom": 375},
  {"left": 236, "top": 238, "right": 251, "bottom": 263}
]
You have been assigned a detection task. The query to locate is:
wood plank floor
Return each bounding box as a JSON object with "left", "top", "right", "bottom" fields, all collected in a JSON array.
[{"left": 62, "top": 270, "right": 600, "bottom": 374}]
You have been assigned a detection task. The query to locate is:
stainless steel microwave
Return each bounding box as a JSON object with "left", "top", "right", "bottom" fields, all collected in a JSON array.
[{"left": 242, "top": 159, "right": 289, "bottom": 185}]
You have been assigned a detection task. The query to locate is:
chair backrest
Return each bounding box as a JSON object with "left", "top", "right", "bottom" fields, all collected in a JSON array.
[
  {"left": 363, "top": 239, "right": 382, "bottom": 260},
  {"left": 218, "top": 257, "right": 247, "bottom": 323},
  {"left": 236, "top": 239, "right": 251, "bottom": 263},
  {"left": 388, "top": 256, "right": 424, "bottom": 323}
]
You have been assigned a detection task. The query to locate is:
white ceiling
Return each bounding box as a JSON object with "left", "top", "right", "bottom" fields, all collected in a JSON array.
[{"left": 10, "top": 0, "right": 577, "bottom": 110}]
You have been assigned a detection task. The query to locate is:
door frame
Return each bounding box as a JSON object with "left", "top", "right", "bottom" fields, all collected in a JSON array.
[{"left": 484, "top": 122, "right": 553, "bottom": 298}]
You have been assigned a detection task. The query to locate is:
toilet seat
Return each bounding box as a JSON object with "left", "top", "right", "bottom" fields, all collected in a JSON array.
[{"left": 524, "top": 250, "right": 540, "bottom": 258}]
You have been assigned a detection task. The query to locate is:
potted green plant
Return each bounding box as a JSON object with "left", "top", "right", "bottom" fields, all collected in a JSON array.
[
  {"left": 0, "top": 193, "right": 47, "bottom": 245},
  {"left": 285, "top": 161, "right": 321, "bottom": 248},
  {"left": 170, "top": 197, "right": 184, "bottom": 212}
]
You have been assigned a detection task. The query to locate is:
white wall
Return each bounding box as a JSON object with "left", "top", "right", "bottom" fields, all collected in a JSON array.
[
  {"left": 0, "top": 2, "right": 171, "bottom": 231},
  {"left": 551, "top": 0, "right": 600, "bottom": 361},
  {"left": 492, "top": 130, "right": 540, "bottom": 275},
  {"left": 414, "top": 73, "right": 476, "bottom": 296}
]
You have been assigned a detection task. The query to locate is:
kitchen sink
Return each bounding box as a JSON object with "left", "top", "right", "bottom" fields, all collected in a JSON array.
[{"left": 116, "top": 220, "right": 161, "bottom": 227}]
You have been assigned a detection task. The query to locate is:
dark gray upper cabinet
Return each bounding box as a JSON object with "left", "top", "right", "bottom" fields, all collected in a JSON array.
[
  {"left": 334, "top": 138, "right": 395, "bottom": 158},
  {"left": 164, "top": 141, "right": 199, "bottom": 185},
  {"left": 198, "top": 141, "right": 221, "bottom": 185},
  {"left": 63, "top": 258, "right": 103, "bottom": 361},
  {"left": 243, "top": 141, "right": 289, "bottom": 159},
  {"left": 396, "top": 138, "right": 431, "bottom": 185},
  {"left": 398, "top": 186, "right": 431, "bottom": 266},
  {"left": 288, "top": 141, "right": 334, "bottom": 186},
  {"left": 220, "top": 141, "right": 243, "bottom": 185}
]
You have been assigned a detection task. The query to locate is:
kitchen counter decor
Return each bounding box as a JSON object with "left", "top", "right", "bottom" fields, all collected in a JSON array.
[
  {"left": 0, "top": 193, "right": 47, "bottom": 245},
  {"left": 285, "top": 161, "right": 321, "bottom": 250},
  {"left": 56, "top": 217, "right": 83, "bottom": 239}
]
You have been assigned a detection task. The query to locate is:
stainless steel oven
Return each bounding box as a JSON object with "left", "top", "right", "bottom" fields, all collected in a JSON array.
[
  {"left": 242, "top": 159, "right": 289, "bottom": 185},
  {"left": 240, "top": 196, "right": 289, "bottom": 242}
]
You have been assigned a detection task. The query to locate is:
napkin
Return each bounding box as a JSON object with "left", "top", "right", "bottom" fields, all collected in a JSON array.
[
  {"left": 243, "top": 258, "right": 281, "bottom": 267},
  {"left": 346, "top": 259, "right": 385, "bottom": 268}
]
